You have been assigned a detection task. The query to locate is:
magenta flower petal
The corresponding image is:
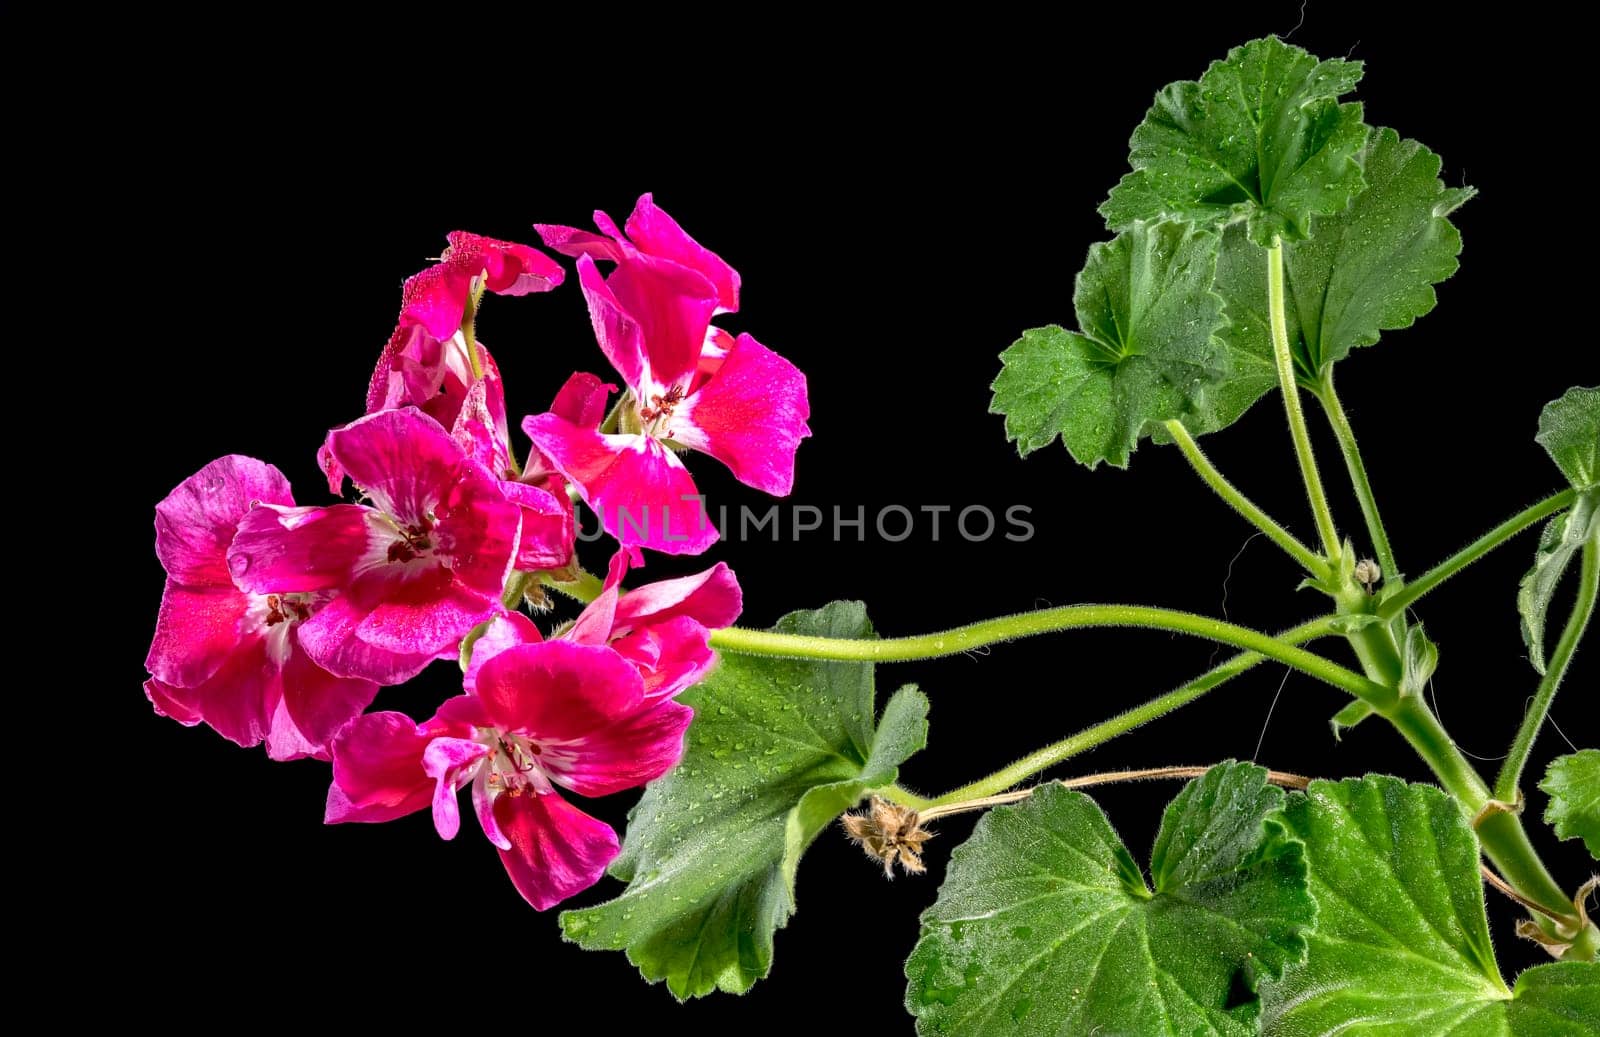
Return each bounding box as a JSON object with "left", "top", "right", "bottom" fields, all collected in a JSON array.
[
  {"left": 155, "top": 456, "right": 293, "bottom": 585},
  {"left": 146, "top": 638, "right": 275, "bottom": 749},
  {"left": 614, "top": 560, "right": 742, "bottom": 631},
  {"left": 227, "top": 504, "right": 374, "bottom": 594},
  {"left": 422, "top": 736, "right": 491, "bottom": 840},
  {"left": 326, "top": 711, "right": 445, "bottom": 824},
  {"left": 447, "top": 230, "right": 565, "bottom": 297},
  {"left": 522, "top": 414, "right": 716, "bottom": 555},
  {"left": 623, "top": 193, "right": 741, "bottom": 314},
  {"left": 498, "top": 480, "right": 571, "bottom": 570},
  {"left": 492, "top": 792, "right": 620, "bottom": 911},
  {"left": 145, "top": 581, "right": 248, "bottom": 688},
  {"left": 545, "top": 696, "right": 693, "bottom": 797},
  {"left": 550, "top": 371, "right": 616, "bottom": 427},
  {"left": 673, "top": 332, "right": 811, "bottom": 495},
  {"left": 614, "top": 616, "right": 719, "bottom": 700},
  {"left": 323, "top": 409, "right": 466, "bottom": 525},
  {"left": 296, "top": 594, "right": 441, "bottom": 685},
  {"left": 602, "top": 249, "right": 718, "bottom": 393},
  {"left": 274, "top": 647, "right": 379, "bottom": 761},
  {"left": 473, "top": 641, "right": 646, "bottom": 742},
  {"left": 462, "top": 612, "right": 541, "bottom": 695},
  {"left": 144, "top": 678, "right": 202, "bottom": 726},
  {"left": 573, "top": 254, "right": 647, "bottom": 390},
  {"left": 534, "top": 222, "right": 626, "bottom": 263},
  {"left": 357, "top": 579, "right": 500, "bottom": 657}
]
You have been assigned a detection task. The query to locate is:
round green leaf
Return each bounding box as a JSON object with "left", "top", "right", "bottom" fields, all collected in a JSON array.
[
  {"left": 905, "top": 762, "right": 1313, "bottom": 1035},
  {"left": 1541, "top": 749, "right": 1600, "bottom": 858}
]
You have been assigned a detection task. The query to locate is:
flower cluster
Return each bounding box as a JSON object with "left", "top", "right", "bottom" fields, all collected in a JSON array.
[{"left": 144, "top": 198, "right": 808, "bottom": 909}]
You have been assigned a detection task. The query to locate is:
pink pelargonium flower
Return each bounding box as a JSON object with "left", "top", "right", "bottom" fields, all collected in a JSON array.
[
  {"left": 144, "top": 456, "right": 377, "bottom": 760},
  {"left": 527, "top": 195, "right": 810, "bottom": 555},
  {"left": 326, "top": 636, "right": 692, "bottom": 911},
  {"left": 228, "top": 408, "right": 521, "bottom": 685},
  {"left": 366, "top": 230, "right": 564, "bottom": 432},
  {"left": 567, "top": 551, "right": 741, "bottom": 699}
]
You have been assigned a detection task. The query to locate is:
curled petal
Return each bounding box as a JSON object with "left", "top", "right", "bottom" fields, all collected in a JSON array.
[
  {"left": 624, "top": 193, "right": 740, "bottom": 314},
  {"left": 155, "top": 455, "right": 294, "bottom": 586},
  {"left": 493, "top": 792, "right": 620, "bottom": 911},
  {"left": 614, "top": 560, "right": 742, "bottom": 632},
  {"left": 422, "top": 737, "right": 490, "bottom": 840},
  {"left": 326, "top": 711, "right": 442, "bottom": 824},
  {"left": 462, "top": 612, "right": 541, "bottom": 695}
]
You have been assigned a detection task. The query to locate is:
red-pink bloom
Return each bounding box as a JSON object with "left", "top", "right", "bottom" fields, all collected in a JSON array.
[
  {"left": 527, "top": 195, "right": 810, "bottom": 555},
  {"left": 228, "top": 409, "right": 521, "bottom": 685},
  {"left": 365, "top": 231, "right": 563, "bottom": 431},
  {"left": 333, "top": 232, "right": 573, "bottom": 573},
  {"left": 567, "top": 551, "right": 741, "bottom": 699},
  {"left": 326, "top": 637, "right": 691, "bottom": 910},
  {"left": 144, "top": 456, "right": 377, "bottom": 760}
]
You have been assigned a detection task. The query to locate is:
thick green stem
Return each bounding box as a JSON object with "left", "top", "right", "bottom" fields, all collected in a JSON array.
[
  {"left": 922, "top": 617, "right": 1338, "bottom": 805},
  {"left": 1495, "top": 529, "right": 1599, "bottom": 801},
  {"left": 1267, "top": 239, "right": 1341, "bottom": 559},
  {"left": 1164, "top": 420, "right": 1329, "bottom": 578},
  {"left": 1315, "top": 368, "right": 1398, "bottom": 581},
  {"left": 711, "top": 607, "right": 1390, "bottom": 707},
  {"left": 1378, "top": 489, "right": 1577, "bottom": 620}
]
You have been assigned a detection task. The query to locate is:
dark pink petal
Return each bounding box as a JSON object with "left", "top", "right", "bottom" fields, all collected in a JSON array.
[
  {"left": 399, "top": 262, "right": 477, "bottom": 341},
  {"left": 534, "top": 223, "right": 625, "bottom": 263},
  {"left": 227, "top": 504, "right": 374, "bottom": 595},
  {"left": 614, "top": 561, "right": 742, "bottom": 632},
  {"left": 498, "top": 480, "right": 572, "bottom": 571},
  {"left": 566, "top": 550, "right": 628, "bottom": 646},
  {"left": 614, "top": 617, "right": 718, "bottom": 700},
  {"left": 297, "top": 595, "right": 439, "bottom": 685},
  {"left": 145, "top": 581, "right": 246, "bottom": 687},
  {"left": 435, "top": 468, "right": 523, "bottom": 597},
  {"left": 323, "top": 409, "right": 465, "bottom": 525},
  {"left": 144, "top": 678, "right": 202, "bottom": 725},
  {"left": 623, "top": 194, "right": 741, "bottom": 314},
  {"left": 146, "top": 636, "right": 275, "bottom": 750},
  {"left": 673, "top": 332, "right": 810, "bottom": 495},
  {"left": 446, "top": 231, "right": 564, "bottom": 296},
  {"left": 155, "top": 456, "right": 293, "bottom": 586},
  {"left": 574, "top": 255, "right": 645, "bottom": 390},
  {"left": 274, "top": 645, "right": 380, "bottom": 760},
  {"left": 603, "top": 248, "right": 718, "bottom": 393},
  {"left": 521, "top": 415, "right": 717, "bottom": 555},
  {"left": 326, "top": 711, "right": 440, "bottom": 824},
  {"left": 263, "top": 695, "right": 321, "bottom": 762},
  {"left": 550, "top": 371, "right": 616, "bottom": 428},
  {"left": 434, "top": 693, "right": 494, "bottom": 729},
  {"left": 472, "top": 770, "right": 510, "bottom": 850},
  {"left": 473, "top": 640, "right": 645, "bottom": 742},
  {"left": 357, "top": 581, "right": 500, "bottom": 657},
  {"left": 462, "top": 613, "right": 541, "bottom": 695},
  {"left": 422, "top": 737, "right": 490, "bottom": 840},
  {"left": 450, "top": 371, "right": 512, "bottom": 476},
  {"left": 547, "top": 696, "right": 693, "bottom": 797},
  {"left": 493, "top": 792, "right": 620, "bottom": 911}
]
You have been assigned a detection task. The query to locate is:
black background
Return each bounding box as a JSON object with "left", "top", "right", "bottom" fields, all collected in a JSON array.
[{"left": 77, "top": 2, "right": 1597, "bottom": 1028}]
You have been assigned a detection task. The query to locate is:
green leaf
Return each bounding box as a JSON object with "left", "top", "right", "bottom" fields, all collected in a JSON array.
[
  {"left": 1180, "top": 127, "right": 1473, "bottom": 437},
  {"left": 1329, "top": 698, "right": 1375, "bottom": 741},
  {"left": 1101, "top": 35, "right": 1367, "bottom": 245},
  {"left": 1518, "top": 490, "right": 1600, "bottom": 673},
  {"left": 1537, "top": 386, "right": 1600, "bottom": 490},
  {"left": 1261, "top": 774, "right": 1600, "bottom": 1034},
  {"left": 1399, "top": 624, "right": 1440, "bottom": 697},
  {"left": 1541, "top": 749, "right": 1600, "bottom": 857},
  {"left": 559, "top": 601, "right": 929, "bottom": 999},
  {"left": 905, "top": 762, "right": 1313, "bottom": 1035},
  {"left": 990, "top": 220, "right": 1227, "bottom": 468}
]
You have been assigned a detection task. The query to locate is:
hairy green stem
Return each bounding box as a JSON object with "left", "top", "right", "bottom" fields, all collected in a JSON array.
[
  {"left": 1267, "top": 239, "right": 1342, "bottom": 559},
  {"left": 1377, "top": 489, "right": 1578, "bottom": 620},
  {"left": 461, "top": 279, "right": 487, "bottom": 382},
  {"left": 711, "top": 607, "right": 1389, "bottom": 706},
  {"left": 919, "top": 617, "right": 1338, "bottom": 805},
  {"left": 539, "top": 567, "right": 606, "bottom": 604},
  {"left": 1495, "top": 529, "right": 1599, "bottom": 802},
  {"left": 1164, "top": 420, "right": 1329, "bottom": 578},
  {"left": 1314, "top": 368, "right": 1398, "bottom": 581}
]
